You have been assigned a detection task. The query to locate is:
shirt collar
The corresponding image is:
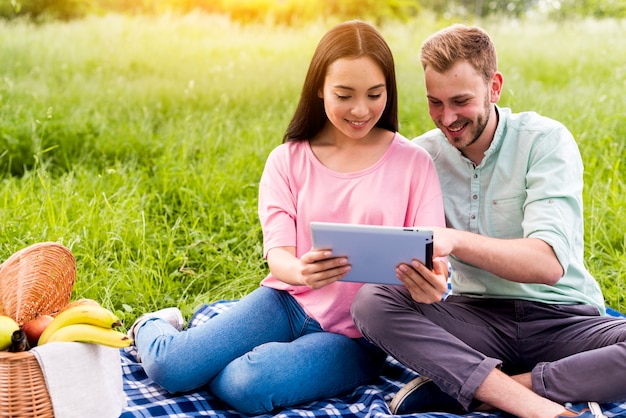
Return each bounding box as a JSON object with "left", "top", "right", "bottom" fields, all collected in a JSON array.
[{"left": 479, "top": 105, "right": 506, "bottom": 167}]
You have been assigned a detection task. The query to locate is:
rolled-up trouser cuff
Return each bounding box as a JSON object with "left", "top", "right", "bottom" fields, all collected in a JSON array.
[
  {"left": 460, "top": 357, "right": 502, "bottom": 411},
  {"left": 532, "top": 362, "right": 550, "bottom": 400}
]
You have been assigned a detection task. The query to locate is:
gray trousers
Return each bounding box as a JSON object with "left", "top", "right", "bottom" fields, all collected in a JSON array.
[{"left": 351, "top": 284, "right": 626, "bottom": 411}]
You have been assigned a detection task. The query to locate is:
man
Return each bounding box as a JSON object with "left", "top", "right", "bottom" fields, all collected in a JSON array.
[{"left": 351, "top": 24, "right": 626, "bottom": 418}]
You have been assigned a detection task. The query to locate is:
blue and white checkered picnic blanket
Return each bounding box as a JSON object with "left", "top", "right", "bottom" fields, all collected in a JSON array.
[{"left": 119, "top": 301, "right": 626, "bottom": 418}]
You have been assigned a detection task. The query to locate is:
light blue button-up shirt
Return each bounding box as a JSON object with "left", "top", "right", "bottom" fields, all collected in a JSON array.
[{"left": 414, "top": 106, "right": 605, "bottom": 313}]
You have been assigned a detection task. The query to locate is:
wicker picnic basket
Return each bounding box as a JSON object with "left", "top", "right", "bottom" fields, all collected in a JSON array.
[{"left": 0, "top": 242, "right": 76, "bottom": 417}]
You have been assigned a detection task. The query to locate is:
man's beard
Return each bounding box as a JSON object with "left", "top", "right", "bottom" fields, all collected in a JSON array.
[{"left": 458, "top": 95, "right": 491, "bottom": 149}]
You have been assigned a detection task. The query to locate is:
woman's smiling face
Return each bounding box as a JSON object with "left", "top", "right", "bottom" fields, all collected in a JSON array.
[{"left": 319, "top": 55, "right": 387, "bottom": 141}]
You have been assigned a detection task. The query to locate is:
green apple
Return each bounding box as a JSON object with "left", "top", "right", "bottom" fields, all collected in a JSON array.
[{"left": 0, "top": 315, "right": 20, "bottom": 351}]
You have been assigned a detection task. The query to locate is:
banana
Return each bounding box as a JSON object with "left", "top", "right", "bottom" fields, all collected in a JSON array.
[
  {"left": 38, "top": 304, "right": 122, "bottom": 346},
  {"left": 57, "top": 298, "right": 101, "bottom": 314},
  {"left": 42, "top": 323, "right": 132, "bottom": 348},
  {"left": 0, "top": 315, "right": 20, "bottom": 351}
]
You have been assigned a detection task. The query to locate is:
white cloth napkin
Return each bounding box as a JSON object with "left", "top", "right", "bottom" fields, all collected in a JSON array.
[{"left": 30, "top": 342, "right": 126, "bottom": 418}]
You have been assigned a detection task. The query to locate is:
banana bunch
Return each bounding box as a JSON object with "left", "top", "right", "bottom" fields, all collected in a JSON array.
[{"left": 38, "top": 302, "right": 132, "bottom": 349}]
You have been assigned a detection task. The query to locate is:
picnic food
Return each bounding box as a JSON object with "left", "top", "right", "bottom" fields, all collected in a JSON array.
[
  {"left": 39, "top": 323, "right": 132, "bottom": 348},
  {"left": 38, "top": 303, "right": 128, "bottom": 347},
  {"left": 58, "top": 297, "right": 102, "bottom": 312},
  {"left": 0, "top": 315, "right": 20, "bottom": 350},
  {"left": 22, "top": 314, "right": 54, "bottom": 347}
]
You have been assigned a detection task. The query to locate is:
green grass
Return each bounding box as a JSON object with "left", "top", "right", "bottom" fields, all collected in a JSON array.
[{"left": 1, "top": 13, "right": 625, "bottom": 327}]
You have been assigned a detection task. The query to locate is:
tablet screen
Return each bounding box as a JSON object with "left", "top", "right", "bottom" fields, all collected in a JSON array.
[{"left": 310, "top": 222, "right": 433, "bottom": 285}]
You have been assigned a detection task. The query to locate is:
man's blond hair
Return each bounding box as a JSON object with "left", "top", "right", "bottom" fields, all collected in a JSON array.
[{"left": 419, "top": 24, "right": 498, "bottom": 83}]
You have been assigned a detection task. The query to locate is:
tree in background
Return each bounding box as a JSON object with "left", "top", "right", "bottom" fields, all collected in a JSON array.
[
  {"left": 1, "top": 0, "right": 92, "bottom": 20},
  {"left": 550, "top": 0, "right": 626, "bottom": 19},
  {"left": 1, "top": 0, "right": 625, "bottom": 23}
]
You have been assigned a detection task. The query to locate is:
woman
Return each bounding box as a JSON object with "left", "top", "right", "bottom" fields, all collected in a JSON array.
[{"left": 130, "top": 20, "right": 445, "bottom": 415}]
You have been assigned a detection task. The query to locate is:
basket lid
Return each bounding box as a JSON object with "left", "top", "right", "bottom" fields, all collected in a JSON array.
[{"left": 0, "top": 242, "right": 76, "bottom": 325}]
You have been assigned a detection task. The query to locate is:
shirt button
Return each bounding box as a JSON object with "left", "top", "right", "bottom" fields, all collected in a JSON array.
[
  {"left": 472, "top": 195, "right": 478, "bottom": 200},
  {"left": 473, "top": 174, "right": 478, "bottom": 179},
  {"left": 471, "top": 214, "right": 476, "bottom": 219}
]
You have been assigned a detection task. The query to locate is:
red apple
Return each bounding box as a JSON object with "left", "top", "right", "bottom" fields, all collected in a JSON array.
[{"left": 22, "top": 314, "right": 54, "bottom": 347}]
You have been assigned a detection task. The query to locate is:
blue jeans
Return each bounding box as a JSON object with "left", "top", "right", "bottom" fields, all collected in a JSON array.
[{"left": 135, "top": 286, "right": 386, "bottom": 415}]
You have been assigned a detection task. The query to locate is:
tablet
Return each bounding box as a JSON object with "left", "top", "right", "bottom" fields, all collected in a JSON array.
[{"left": 310, "top": 222, "right": 433, "bottom": 285}]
